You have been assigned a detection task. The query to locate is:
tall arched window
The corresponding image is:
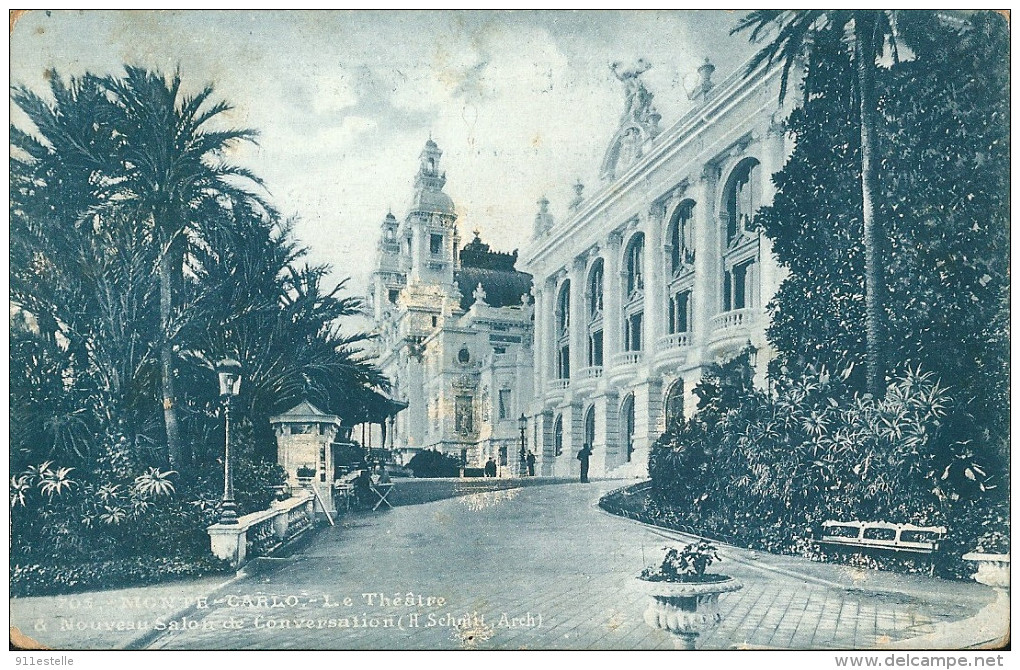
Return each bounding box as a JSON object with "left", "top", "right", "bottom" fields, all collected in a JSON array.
[
  {"left": 668, "top": 200, "right": 696, "bottom": 276},
  {"left": 625, "top": 233, "right": 645, "bottom": 297},
  {"left": 588, "top": 259, "right": 604, "bottom": 318},
  {"left": 667, "top": 200, "right": 696, "bottom": 337},
  {"left": 725, "top": 158, "right": 761, "bottom": 247},
  {"left": 553, "top": 414, "right": 563, "bottom": 456},
  {"left": 621, "top": 394, "right": 635, "bottom": 463},
  {"left": 555, "top": 280, "right": 571, "bottom": 379},
  {"left": 623, "top": 234, "right": 645, "bottom": 352},
  {"left": 664, "top": 379, "right": 684, "bottom": 428},
  {"left": 587, "top": 259, "right": 605, "bottom": 368},
  {"left": 722, "top": 158, "right": 762, "bottom": 313},
  {"left": 584, "top": 405, "right": 596, "bottom": 449}
]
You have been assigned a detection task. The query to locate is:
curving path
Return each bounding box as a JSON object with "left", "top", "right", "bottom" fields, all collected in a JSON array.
[{"left": 139, "top": 480, "right": 997, "bottom": 650}]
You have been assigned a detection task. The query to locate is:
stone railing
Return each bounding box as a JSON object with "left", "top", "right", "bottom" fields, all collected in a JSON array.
[
  {"left": 546, "top": 378, "right": 570, "bottom": 397},
  {"left": 709, "top": 307, "right": 762, "bottom": 334},
  {"left": 487, "top": 352, "right": 518, "bottom": 367},
  {"left": 656, "top": 332, "right": 691, "bottom": 351},
  {"left": 580, "top": 366, "right": 604, "bottom": 380},
  {"left": 208, "top": 492, "right": 315, "bottom": 568},
  {"left": 609, "top": 351, "right": 642, "bottom": 368}
]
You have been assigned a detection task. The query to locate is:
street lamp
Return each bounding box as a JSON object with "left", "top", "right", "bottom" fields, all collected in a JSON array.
[
  {"left": 216, "top": 357, "right": 242, "bottom": 524},
  {"left": 518, "top": 413, "right": 528, "bottom": 477}
]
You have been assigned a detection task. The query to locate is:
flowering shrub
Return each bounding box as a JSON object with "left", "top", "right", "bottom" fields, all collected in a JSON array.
[
  {"left": 647, "top": 352, "right": 1008, "bottom": 578},
  {"left": 10, "top": 432, "right": 289, "bottom": 596},
  {"left": 641, "top": 541, "right": 722, "bottom": 582}
]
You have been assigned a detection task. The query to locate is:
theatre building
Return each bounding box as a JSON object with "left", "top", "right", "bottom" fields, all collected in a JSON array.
[
  {"left": 520, "top": 57, "right": 791, "bottom": 478},
  {"left": 369, "top": 140, "right": 535, "bottom": 472}
]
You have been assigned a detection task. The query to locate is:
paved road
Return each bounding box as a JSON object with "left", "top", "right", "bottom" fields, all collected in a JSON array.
[{"left": 140, "top": 480, "right": 996, "bottom": 651}]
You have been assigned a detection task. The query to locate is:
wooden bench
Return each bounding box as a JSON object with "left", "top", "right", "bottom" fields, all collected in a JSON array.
[{"left": 818, "top": 521, "right": 947, "bottom": 572}]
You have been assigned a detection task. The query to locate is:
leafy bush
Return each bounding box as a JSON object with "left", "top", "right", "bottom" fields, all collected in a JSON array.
[
  {"left": 647, "top": 353, "right": 1006, "bottom": 578},
  {"left": 406, "top": 449, "right": 462, "bottom": 478},
  {"left": 9, "top": 435, "right": 289, "bottom": 595},
  {"left": 11, "top": 555, "right": 231, "bottom": 598},
  {"left": 641, "top": 541, "right": 723, "bottom": 583}
]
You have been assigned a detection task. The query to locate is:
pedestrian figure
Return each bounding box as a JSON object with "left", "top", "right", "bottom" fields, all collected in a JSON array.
[
  {"left": 577, "top": 444, "right": 592, "bottom": 483},
  {"left": 485, "top": 457, "right": 497, "bottom": 478},
  {"left": 526, "top": 450, "right": 536, "bottom": 477}
]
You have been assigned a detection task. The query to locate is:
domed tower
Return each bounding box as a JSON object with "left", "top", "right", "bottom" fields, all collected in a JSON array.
[
  {"left": 372, "top": 211, "right": 404, "bottom": 322},
  {"left": 406, "top": 139, "right": 459, "bottom": 287}
]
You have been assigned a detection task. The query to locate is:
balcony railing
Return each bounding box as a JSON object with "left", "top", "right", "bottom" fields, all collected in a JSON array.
[
  {"left": 546, "top": 378, "right": 570, "bottom": 394},
  {"left": 609, "top": 351, "right": 642, "bottom": 368},
  {"left": 710, "top": 307, "right": 762, "bottom": 334},
  {"left": 580, "top": 366, "right": 604, "bottom": 380},
  {"left": 656, "top": 332, "right": 691, "bottom": 351}
]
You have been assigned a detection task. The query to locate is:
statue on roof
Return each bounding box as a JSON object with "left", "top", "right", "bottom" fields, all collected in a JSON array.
[
  {"left": 533, "top": 195, "right": 554, "bottom": 238},
  {"left": 611, "top": 59, "right": 654, "bottom": 124},
  {"left": 600, "top": 59, "right": 662, "bottom": 182},
  {"left": 472, "top": 282, "right": 488, "bottom": 306}
]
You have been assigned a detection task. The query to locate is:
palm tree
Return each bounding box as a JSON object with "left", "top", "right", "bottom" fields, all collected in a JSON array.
[
  {"left": 733, "top": 10, "right": 903, "bottom": 397},
  {"left": 101, "top": 66, "right": 263, "bottom": 468}
]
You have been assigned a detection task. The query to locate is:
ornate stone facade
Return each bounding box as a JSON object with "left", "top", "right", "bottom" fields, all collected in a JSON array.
[
  {"left": 521, "top": 56, "right": 792, "bottom": 478},
  {"left": 370, "top": 141, "right": 535, "bottom": 472}
]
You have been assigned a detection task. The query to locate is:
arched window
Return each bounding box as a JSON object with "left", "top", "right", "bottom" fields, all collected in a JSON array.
[
  {"left": 554, "top": 414, "right": 563, "bottom": 456},
  {"left": 724, "top": 158, "right": 761, "bottom": 247},
  {"left": 664, "top": 379, "right": 684, "bottom": 428},
  {"left": 625, "top": 233, "right": 645, "bottom": 297},
  {"left": 587, "top": 259, "right": 604, "bottom": 368},
  {"left": 668, "top": 200, "right": 696, "bottom": 275},
  {"left": 587, "top": 259, "right": 604, "bottom": 318},
  {"left": 584, "top": 405, "right": 596, "bottom": 449},
  {"left": 621, "top": 394, "right": 635, "bottom": 463},
  {"left": 623, "top": 234, "right": 645, "bottom": 353},
  {"left": 722, "top": 158, "right": 762, "bottom": 313},
  {"left": 556, "top": 280, "right": 570, "bottom": 335},
  {"left": 555, "top": 280, "right": 571, "bottom": 379}
]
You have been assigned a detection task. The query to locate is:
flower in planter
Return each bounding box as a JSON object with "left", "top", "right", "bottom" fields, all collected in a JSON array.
[{"left": 641, "top": 540, "right": 723, "bottom": 583}]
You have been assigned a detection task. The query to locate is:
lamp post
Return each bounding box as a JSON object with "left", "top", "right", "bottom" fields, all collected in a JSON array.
[
  {"left": 518, "top": 413, "right": 528, "bottom": 477},
  {"left": 216, "top": 358, "right": 242, "bottom": 525}
]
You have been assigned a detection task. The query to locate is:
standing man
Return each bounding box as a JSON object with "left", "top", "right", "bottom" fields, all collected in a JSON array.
[
  {"left": 577, "top": 444, "right": 592, "bottom": 483},
  {"left": 526, "top": 450, "right": 536, "bottom": 477}
]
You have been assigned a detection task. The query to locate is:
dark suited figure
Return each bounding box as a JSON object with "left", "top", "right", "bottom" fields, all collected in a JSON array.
[
  {"left": 526, "top": 451, "right": 536, "bottom": 477},
  {"left": 484, "top": 458, "right": 496, "bottom": 478},
  {"left": 577, "top": 444, "right": 592, "bottom": 483}
]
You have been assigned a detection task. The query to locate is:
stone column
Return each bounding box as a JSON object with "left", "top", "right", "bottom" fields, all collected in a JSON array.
[
  {"left": 592, "top": 390, "right": 618, "bottom": 476},
  {"left": 604, "top": 232, "right": 624, "bottom": 358},
  {"left": 632, "top": 377, "right": 663, "bottom": 477},
  {"left": 569, "top": 256, "right": 586, "bottom": 377},
  {"left": 542, "top": 276, "right": 557, "bottom": 384},
  {"left": 757, "top": 124, "right": 788, "bottom": 314},
  {"left": 644, "top": 209, "right": 666, "bottom": 354},
  {"left": 532, "top": 283, "right": 546, "bottom": 403},
  {"left": 691, "top": 170, "right": 718, "bottom": 362}
]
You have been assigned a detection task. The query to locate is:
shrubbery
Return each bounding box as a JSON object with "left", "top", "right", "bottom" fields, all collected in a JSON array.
[
  {"left": 406, "top": 450, "right": 462, "bottom": 478},
  {"left": 647, "top": 352, "right": 1007, "bottom": 578},
  {"left": 10, "top": 430, "right": 287, "bottom": 597}
]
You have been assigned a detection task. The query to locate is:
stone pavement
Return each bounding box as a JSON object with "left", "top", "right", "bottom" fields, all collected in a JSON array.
[{"left": 10, "top": 480, "right": 1002, "bottom": 650}]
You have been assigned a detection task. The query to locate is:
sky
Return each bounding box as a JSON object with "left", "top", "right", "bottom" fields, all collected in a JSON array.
[{"left": 10, "top": 10, "right": 758, "bottom": 304}]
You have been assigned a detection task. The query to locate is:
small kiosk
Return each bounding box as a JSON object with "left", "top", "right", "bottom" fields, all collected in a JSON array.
[{"left": 270, "top": 400, "right": 342, "bottom": 518}]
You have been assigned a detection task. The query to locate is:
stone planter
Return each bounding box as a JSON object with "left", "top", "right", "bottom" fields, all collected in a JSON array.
[
  {"left": 637, "top": 575, "right": 743, "bottom": 649},
  {"left": 962, "top": 552, "right": 1010, "bottom": 589}
]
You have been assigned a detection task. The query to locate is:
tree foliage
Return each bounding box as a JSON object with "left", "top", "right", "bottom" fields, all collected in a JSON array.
[{"left": 10, "top": 65, "right": 386, "bottom": 590}]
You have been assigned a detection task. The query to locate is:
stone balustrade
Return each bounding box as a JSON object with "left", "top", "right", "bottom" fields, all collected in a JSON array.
[
  {"left": 610, "top": 351, "right": 642, "bottom": 368},
  {"left": 207, "top": 492, "right": 315, "bottom": 568},
  {"left": 656, "top": 332, "right": 691, "bottom": 350},
  {"left": 709, "top": 307, "right": 761, "bottom": 334}
]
